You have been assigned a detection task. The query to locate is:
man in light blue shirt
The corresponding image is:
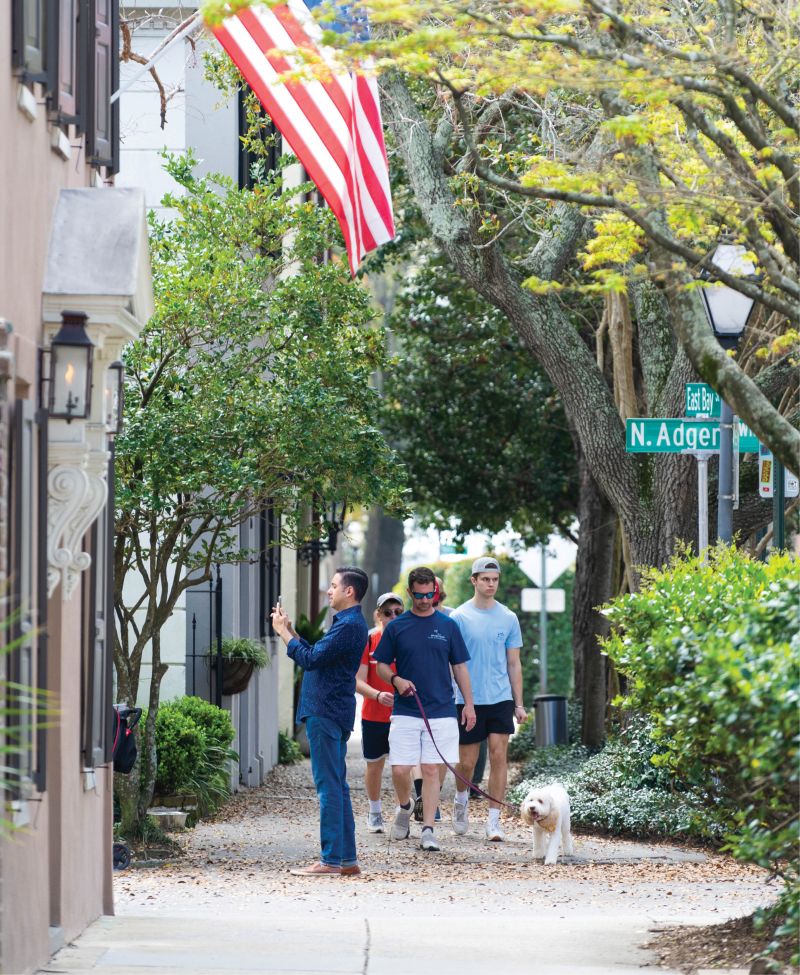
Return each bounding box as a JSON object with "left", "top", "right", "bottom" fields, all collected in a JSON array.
[{"left": 451, "top": 556, "right": 526, "bottom": 842}]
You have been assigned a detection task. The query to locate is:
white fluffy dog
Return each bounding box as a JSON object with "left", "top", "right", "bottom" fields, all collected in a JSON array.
[{"left": 519, "top": 783, "right": 574, "bottom": 865}]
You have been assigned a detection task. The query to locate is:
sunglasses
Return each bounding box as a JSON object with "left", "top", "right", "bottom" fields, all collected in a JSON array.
[
  {"left": 411, "top": 591, "right": 437, "bottom": 600},
  {"left": 381, "top": 607, "right": 404, "bottom": 617}
]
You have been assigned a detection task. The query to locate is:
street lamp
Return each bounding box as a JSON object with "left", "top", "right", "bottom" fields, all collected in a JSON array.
[
  {"left": 700, "top": 243, "right": 757, "bottom": 543},
  {"left": 47, "top": 311, "right": 94, "bottom": 422}
]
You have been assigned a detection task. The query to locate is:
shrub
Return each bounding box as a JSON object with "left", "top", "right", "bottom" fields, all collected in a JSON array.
[
  {"left": 602, "top": 546, "right": 799, "bottom": 961},
  {"left": 508, "top": 716, "right": 716, "bottom": 840},
  {"left": 172, "top": 696, "right": 235, "bottom": 751},
  {"left": 278, "top": 730, "right": 302, "bottom": 765},
  {"left": 153, "top": 707, "right": 208, "bottom": 797},
  {"left": 508, "top": 714, "right": 536, "bottom": 761}
]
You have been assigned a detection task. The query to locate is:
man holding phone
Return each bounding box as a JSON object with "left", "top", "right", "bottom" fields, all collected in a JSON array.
[{"left": 271, "top": 567, "right": 368, "bottom": 876}]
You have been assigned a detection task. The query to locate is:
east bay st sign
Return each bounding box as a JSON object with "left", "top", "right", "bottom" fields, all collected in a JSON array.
[{"left": 626, "top": 417, "right": 759, "bottom": 454}]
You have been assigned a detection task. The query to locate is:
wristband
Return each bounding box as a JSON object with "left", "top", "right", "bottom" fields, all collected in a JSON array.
[
  {"left": 390, "top": 674, "right": 400, "bottom": 688},
  {"left": 515, "top": 703, "right": 524, "bottom": 708}
]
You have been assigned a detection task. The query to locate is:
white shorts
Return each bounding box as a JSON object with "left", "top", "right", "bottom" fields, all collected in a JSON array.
[{"left": 388, "top": 715, "right": 459, "bottom": 766}]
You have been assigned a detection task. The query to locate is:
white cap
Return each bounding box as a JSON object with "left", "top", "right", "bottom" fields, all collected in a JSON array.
[
  {"left": 471, "top": 556, "right": 500, "bottom": 574},
  {"left": 376, "top": 592, "right": 404, "bottom": 609}
]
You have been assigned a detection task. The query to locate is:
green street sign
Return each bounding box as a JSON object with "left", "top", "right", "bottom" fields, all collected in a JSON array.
[
  {"left": 626, "top": 418, "right": 759, "bottom": 453},
  {"left": 685, "top": 383, "right": 721, "bottom": 417}
]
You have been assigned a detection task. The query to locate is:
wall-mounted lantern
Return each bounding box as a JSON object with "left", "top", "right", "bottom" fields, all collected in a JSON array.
[
  {"left": 104, "top": 360, "right": 124, "bottom": 435},
  {"left": 48, "top": 311, "right": 94, "bottom": 421}
]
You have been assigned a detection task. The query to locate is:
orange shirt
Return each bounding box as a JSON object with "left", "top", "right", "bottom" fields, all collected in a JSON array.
[{"left": 360, "top": 630, "right": 395, "bottom": 723}]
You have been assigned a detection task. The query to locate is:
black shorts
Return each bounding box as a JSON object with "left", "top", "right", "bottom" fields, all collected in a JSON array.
[
  {"left": 457, "top": 700, "right": 515, "bottom": 745},
  {"left": 361, "top": 719, "right": 390, "bottom": 761}
]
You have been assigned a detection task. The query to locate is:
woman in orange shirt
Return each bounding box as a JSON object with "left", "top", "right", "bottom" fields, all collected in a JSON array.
[{"left": 355, "top": 592, "right": 405, "bottom": 832}]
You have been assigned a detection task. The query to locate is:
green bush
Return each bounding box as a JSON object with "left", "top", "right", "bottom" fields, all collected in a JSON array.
[
  {"left": 172, "top": 696, "right": 235, "bottom": 752},
  {"left": 508, "top": 714, "right": 536, "bottom": 761},
  {"left": 154, "top": 707, "right": 208, "bottom": 797},
  {"left": 152, "top": 699, "right": 238, "bottom": 820},
  {"left": 602, "top": 546, "right": 799, "bottom": 962},
  {"left": 508, "top": 715, "right": 715, "bottom": 840},
  {"left": 278, "top": 730, "right": 302, "bottom": 765}
]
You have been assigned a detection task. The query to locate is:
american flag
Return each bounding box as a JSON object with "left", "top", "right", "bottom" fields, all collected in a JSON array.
[{"left": 207, "top": 1, "right": 395, "bottom": 275}]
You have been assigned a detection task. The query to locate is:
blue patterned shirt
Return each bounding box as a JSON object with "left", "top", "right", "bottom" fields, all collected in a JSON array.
[{"left": 287, "top": 605, "right": 368, "bottom": 734}]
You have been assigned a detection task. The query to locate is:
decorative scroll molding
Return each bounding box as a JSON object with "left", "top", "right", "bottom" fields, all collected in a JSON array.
[{"left": 47, "top": 447, "right": 109, "bottom": 600}]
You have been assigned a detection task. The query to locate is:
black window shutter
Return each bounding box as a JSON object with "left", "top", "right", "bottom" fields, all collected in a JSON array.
[
  {"left": 12, "top": 0, "right": 48, "bottom": 82},
  {"left": 48, "top": 0, "right": 80, "bottom": 123},
  {"left": 86, "top": 0, "right": 118, "bottom": 168}
]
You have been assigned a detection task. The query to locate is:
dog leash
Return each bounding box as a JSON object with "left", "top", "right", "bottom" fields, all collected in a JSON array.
[{"left": 410, "top": 689, "right": 515, "bottom": 810}]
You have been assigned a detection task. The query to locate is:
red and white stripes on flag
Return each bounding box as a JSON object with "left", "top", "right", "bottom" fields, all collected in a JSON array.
[{"left": 208, "top": 1, "right": 395, "bottom": 275}]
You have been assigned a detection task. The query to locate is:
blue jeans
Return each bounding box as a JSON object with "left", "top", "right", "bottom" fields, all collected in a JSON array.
[{"left": 305, "top": 716, "right": 357, "bottom": 868}]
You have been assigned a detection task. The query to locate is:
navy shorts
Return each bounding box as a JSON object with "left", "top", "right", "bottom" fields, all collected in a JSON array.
[
  {"left": 457, "top": 700, "right": 515, "bottom": 745},
  {"left": 361, "top": 719, "right": 390, "bottom": 761}
]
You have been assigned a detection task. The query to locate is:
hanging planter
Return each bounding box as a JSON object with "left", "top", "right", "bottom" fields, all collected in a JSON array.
[{"left": 212, "top": 638, "right": 270, "bottom": 696}]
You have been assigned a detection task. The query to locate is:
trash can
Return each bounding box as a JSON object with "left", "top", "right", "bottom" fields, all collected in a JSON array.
[{"left": 534, "top": 694, "right": 568, "bottom": 747}]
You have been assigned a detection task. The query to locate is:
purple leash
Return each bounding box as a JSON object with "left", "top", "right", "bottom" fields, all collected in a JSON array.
[{"left": 410, "top": 689, "right": 516, "bottom": 810}]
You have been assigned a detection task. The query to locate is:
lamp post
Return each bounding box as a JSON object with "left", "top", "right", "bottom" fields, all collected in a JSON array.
[
  {"left": 47, "top": 311, "right": 94, "bottom": 422},
  {"left": 700, "top": 244, "right": 756, "bottom": 544}
]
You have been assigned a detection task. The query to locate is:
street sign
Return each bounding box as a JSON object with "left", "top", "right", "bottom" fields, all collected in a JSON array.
[
  {"left": 758, "top": 445, "right": 799, "bottom": 499},
  {"left": 521, "top": 588, "right": 566, "bottom": 613},
  {"left": 685, "top": 383, "right": 721, "bottom": 418},
  {"left": 626, "top": 418, "right": 758, "bottom": 453}
]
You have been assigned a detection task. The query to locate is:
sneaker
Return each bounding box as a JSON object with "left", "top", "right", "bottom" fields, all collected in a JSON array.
[
  {"left": 391, "top": 803, "right": 412, "bottom": 840},
  {"left": 413, "top": 794, "right": 424, "bottom": 822},
  {"left": 485, "top": 821, "right": 505, "bottom": 842},
  {"left": 420, "top": 829, "right": 441, "bottom": 852},
  {"left": 453, "top": 799, "right": 469, "bottom": 835},
  {"left": 367, "top": 811, "right": 384, "bottom": 833}
]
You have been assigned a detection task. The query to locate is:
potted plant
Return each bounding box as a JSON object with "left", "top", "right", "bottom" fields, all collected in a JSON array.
[{"left": 215, "top": 637, "right": 269, "bottom": 695}]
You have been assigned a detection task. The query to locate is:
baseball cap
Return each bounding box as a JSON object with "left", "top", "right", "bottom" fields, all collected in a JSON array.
[
  {"left": 471, "top": 556, "right": 501, "bottom": 574},
  {"left": 376, "top": 592, "right": 404, "bottom": 609}
]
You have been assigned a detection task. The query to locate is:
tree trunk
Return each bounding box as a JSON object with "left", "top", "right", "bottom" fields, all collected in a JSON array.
[
  {"left": 361, "top": 505, "right": 406, "bottom": 619},
  {"left": 572, "top": 448, "right": 617, "bottom": 748}
]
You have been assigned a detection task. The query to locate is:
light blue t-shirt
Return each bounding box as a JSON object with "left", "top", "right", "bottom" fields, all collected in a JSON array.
[{"left": 451, "top": 601, "right": 523, "bottom": 705}]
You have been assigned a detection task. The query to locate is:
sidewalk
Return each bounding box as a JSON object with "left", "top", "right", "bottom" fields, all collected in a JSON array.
[{"left": 39, "top": 737, "right": 779, "bottom": 975}]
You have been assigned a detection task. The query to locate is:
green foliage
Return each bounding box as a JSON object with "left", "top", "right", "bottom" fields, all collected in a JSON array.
[
  {"left": 153, "top": 707, "right": 208, "bottom": 798},
  {"left": 294, "top": 606, "right": 329, "bottom": 644},
  {"left": 437, "top": 556, "right": 573, "bottom": 699},
  {"left": 385, "top": 255, "right": 577, "bottom": 544},
  {"left": 509, "top": 715, "right": 715, "bottom": 840},
  {"left": 602, "top": 546, "right": 799, "bottom": 960},
  {"left": 152, "top": 698, "right": 238, "bottom": 820},
  {"left": 507, "top": 715, "right": 536, "bottom": 762},
  {"left": 278, "top": 730, "right": 303, "bottom": 765},
  {"left": 170, "top": 696, "right": 235, "bottom": 752},
  {"left": 219, "top": 638, "right": 269, "bottom": 669}
]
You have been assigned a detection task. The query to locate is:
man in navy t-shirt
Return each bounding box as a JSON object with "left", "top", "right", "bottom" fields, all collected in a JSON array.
[{"left": 375, "top": 566, "right": 476, "bottom": 852}]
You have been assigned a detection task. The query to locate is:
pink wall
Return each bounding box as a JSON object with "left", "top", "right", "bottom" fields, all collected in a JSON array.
[{"left": 1, "top": 25, "right": 114, "bottom": 974}]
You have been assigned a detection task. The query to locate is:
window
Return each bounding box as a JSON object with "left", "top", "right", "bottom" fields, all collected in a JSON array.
[
  {"left": 47, "top": 0, "right": 80, "bottom": 123},
  {"left": 81, "top": 450, "right": 114, "bottom": 768},
  {"left": 85, "top": 0, "right": 119, "bottom": 171},
  {"left": 12, "top": 0, "right": 47, "bottom": 82},
  {"left": 7, "top": 399, "right": 47, "bottom": 794},
  {"left": 238, "top": 89, "right": 279, "bottom": 191}
]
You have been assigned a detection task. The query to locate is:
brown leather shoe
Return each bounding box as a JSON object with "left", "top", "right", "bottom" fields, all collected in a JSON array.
[
  {"left": 289, "top": 862, "right": 341, "bottom": 876},
  {"left": 340, "top": 864, "right": 361, "bottom": 876}
]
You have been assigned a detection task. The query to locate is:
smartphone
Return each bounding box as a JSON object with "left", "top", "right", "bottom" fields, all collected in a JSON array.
[{"left": 276, "top": 595, "right": 283, "bottom": 609}]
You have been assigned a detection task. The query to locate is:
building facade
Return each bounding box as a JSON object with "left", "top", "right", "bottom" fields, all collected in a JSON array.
[{"left": 0, "top": 3, "right": 154, "bottom": 973}]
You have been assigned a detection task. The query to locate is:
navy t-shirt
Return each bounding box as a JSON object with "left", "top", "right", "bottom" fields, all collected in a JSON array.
[{"left": 373, "top": 610, "right": 470, "bottom": 719}]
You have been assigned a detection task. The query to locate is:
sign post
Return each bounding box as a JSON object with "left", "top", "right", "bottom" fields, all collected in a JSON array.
[
  {"left": 539, "top": 545, "right": 547, "bottom": 695},
  {"left": 695, "top": 451, "right": 713, "bottom": 558}
]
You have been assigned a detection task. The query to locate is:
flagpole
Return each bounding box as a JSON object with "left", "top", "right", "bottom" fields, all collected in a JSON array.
[{"left": 111, "top": 12, "right": 203, "bottom": 105}]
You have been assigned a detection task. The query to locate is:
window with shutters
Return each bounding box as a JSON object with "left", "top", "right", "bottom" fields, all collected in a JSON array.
[
  {"left": 85, "top": 0, "right": 120, "bottom": 171},
  {"left": 47, "top": 0, "right": 80, "bottom": 124},
  {"left": 12, "top": 0, "right": 47, "bottom": 82},
  {"left": 80, "top": 452, "right": 114, "bottom": 769},
  {"left": 7, "top": 399, "right": 47, "bottom": 796}
]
